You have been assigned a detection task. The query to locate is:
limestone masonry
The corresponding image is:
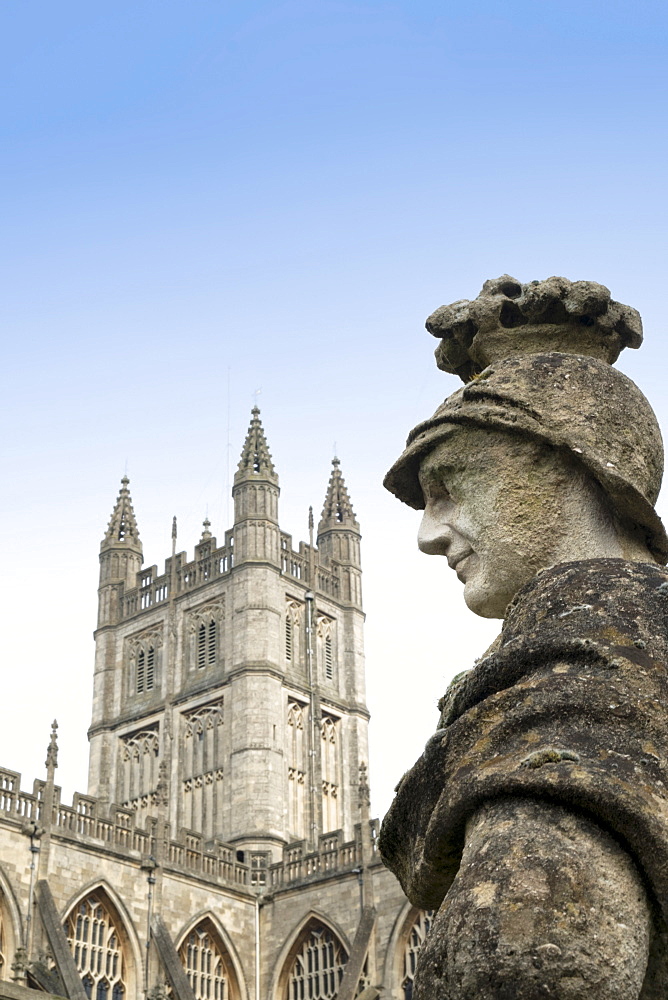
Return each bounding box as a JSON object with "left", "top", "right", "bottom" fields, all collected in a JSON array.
[{"left": 0, "top": 410, "right": 421, "bottom": 1000}]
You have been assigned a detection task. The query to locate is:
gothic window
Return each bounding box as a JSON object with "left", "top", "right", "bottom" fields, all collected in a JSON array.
[
  {"left": 316, "top": 616, "right": 335, "bottom": 684},
  {"left": 188, "top": 602, "right": 224, "bottom": 672},
  {"left": 324, "top": 636, "right": 333, "bottom": 681},
  {"left": 286, "top": 617, "right": 293, "bottom": 661},
  {"left": 179, "top": 920, "right": 235, "bottom": 1000},
  {"left": 286, "top": 921, "right": 348, "bottom": 1000},
  {"left": 285, "top": 601, "right": 302, "bottom": 667},
  {"left": 136, "top": 646, "right": 155, "bottom": 693},
  {"left": 250, "top": 852, "right": 269, "bottom": 887},
  {"left": 65, "top": 893, "right": 127, "bottom": 1000},
  {"left": 127, "top": 628, "right": 162, "bottom": 697},
  {"left": 119, "top": 726, "right": 159, "bottom": 823},
  {"left": 287, "top": 700, "right": 306, "bottom": 839},
  {"left": 321, "top": 714, "right": 340, "bottom": 833},
  {"left": 401, "top": 910, "right": 434, "bottom": 1000},
  {"left": 181, "top": 700, "right": 224, "bottom": 838}
]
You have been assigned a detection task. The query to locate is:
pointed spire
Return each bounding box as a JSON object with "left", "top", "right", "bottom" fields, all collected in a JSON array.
[
  {"left": 318, "top": 457, "right": 359, "bottom": 534},
  {"left": 200, "top": 517, "right": 212, "bottom": 541},
  {"left": 101, "top": 476, "right": 142, "bottom": 553},
  {"left": 45, "top": 720, "right": 58, "bottom": 773},
  {"left": 234, "top": 406, "right": 277, "bottom": 483}
]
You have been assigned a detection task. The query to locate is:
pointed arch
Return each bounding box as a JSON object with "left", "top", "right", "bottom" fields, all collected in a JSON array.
[
  {"left": 0, "top": 864, "right": 23, "bottom": 979},
  {"left": 61, "top": 881, "right": 141, "bottom": 999},
  {"left": 270, "top": 911, "right": 351, "bottom": 1000},
  {"left": 381, "top": 903, "right": 434, "bottom": 1000},
  {"left": 175, "top": 912, "right": 248, "bottom": 1000}
]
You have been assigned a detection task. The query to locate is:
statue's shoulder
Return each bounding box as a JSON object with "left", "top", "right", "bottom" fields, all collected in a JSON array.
[
  {"left": 439, "top": 559, "right": 668, "bottom": 728},
  {"left": 504, "top": 557, "right": 668, "bottom": 645}
]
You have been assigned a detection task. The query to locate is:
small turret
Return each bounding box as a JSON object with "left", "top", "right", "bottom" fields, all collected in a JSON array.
[
  {"left": 98, "top": 476, "right": 143, "bottom": 626},
  {"left": 232, "top": 407, "right": 280, "bottom": 564},
  {"left": 317, "top": 458, "right": 362, "bottom": 605}
]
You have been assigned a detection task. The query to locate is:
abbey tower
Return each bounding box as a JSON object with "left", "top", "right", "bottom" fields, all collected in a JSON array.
[
  {"left": 88, "top": 407, "right": 368, "bottom": 868},
  {"left": 0, "top": 410, "right": 429, "bottom": 1000}
]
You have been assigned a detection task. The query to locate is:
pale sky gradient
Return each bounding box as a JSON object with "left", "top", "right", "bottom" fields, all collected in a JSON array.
[{"left": 2, "top": 0, "right": 668, "bottom": 820}]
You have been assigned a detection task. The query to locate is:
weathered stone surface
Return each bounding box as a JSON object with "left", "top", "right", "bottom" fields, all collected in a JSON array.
[
  {"left": 384, "top": 352, "right": 667, "bottom": 562},
  {"left": 381, "top": 559, "right": 668, "bottom": 994},
  {"left": 425, "top": 274, "right": 643, "bottom": 381},
  {"left": 381, "top": 278, "right": 668, "bottom": 998},
  {"left": 414, "top": 798, "right": 651, "bottom": 1000}
]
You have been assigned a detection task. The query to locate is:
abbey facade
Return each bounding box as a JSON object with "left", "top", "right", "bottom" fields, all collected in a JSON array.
[{"left": 0, "top": 410, "right": 431, "bottom": 1000}]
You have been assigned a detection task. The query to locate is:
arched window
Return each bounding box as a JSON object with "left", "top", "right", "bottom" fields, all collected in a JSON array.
[
  {"left": 181, "top": 701, "right": 224, "bottom": 838},
  {"left": 287, "top": 700, "right": 306, "bottom": 839},
  {"left": 65, "top": 893, "right": 127, "bottom": 1000},
  {"left": 316, "top": 616, "right": 335, "bottom": 684},
  {"left": 321, "top": 715, "right": 340, "bottom": 833},
  {"left": 286, "top": 921, "right": 348, "bottom": 1000},
  {"left": 198, "top": 623, "right": 207, "bottom": 669},
  {"left": 208, "top": 619, "right": 217, "bottom": 664},
  {"left": 188, "top": 602, "right": 224, "bottom": 672},
  {"left": 401, "top": 910, "right": 434, "bottom": 1000},
  {"left": 285, "top": 616, "right": 293, "bottom": 661},
  {"left": 285, "top": 601, "right": 302, "bottom": 667},
  {"left": 179, "top": 919, "right": 236, "bottom": 1000},
  {"left": 120, "top": 726, "right": 160, "bottom": 825},
  {"left": 136, "top": 646, "right": 155, "bottom": 693},
  {"left": 324, "top": 636, "right": 333, "bottom": 681}
]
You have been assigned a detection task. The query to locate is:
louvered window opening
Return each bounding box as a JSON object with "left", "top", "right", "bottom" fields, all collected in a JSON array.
[
  {"left": 136, "top": 647, "right": 155, "bottom": 694},
  {"left": 198, "top": 620, "right": 217, "bottom": 669},
  {"left": 287, "top": 923, "right": 347, "bottom": 1000},
  {"left": 286, "top": 616, "right": 293, "bottom": 661},
  {"left": 65, "top": 895, "right": 126, "bottom": 1000},
  {"left": 324, "top": 636, "right": 333, "bottom": 681}
]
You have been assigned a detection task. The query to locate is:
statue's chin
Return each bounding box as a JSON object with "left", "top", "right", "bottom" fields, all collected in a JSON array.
[{"left": 463, "top": 580, "right": 510, "bottom": 621}]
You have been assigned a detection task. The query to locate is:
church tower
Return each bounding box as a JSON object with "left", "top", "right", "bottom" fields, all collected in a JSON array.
[{"left": 86, "top": 410, "right": 370, "bottom": 871}]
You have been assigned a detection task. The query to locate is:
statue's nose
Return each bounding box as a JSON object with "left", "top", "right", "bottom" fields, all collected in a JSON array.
[{"left": 418, "top": 508, "right": 451, "bottom": 555}]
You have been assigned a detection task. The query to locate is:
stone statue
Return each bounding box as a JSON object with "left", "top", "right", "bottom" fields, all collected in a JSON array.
[{"left": 379, "top": 276, "right": 668, "bottom": 999}]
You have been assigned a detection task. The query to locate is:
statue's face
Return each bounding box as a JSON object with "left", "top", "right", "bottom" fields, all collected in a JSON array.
[{"left": 417, "top": 427, "right": 601, "bottom": 618}]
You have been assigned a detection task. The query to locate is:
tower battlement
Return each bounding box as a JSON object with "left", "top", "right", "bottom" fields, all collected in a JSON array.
[{"left": 89, "top": 408, "right": 368, "bottom": 867}]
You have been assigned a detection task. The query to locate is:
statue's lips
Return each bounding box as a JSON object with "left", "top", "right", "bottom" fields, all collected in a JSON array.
[{"left": 448, "top": 550, "right": 474, "bottom": 579}]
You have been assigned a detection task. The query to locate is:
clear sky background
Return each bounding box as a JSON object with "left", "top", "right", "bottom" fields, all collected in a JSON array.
[{"left": 2, "top": 0, "right": 668, "bottom": 820}]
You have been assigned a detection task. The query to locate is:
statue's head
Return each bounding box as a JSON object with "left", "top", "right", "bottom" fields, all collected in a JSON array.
[{"left": 385, "top": 276, "right": 668, "bottom": 619}]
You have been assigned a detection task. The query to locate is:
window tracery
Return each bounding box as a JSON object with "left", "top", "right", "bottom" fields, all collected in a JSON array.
[
  {"left": 286, "top": 921, "right": 348, "bottom": 1000},
  {"left": 127, "top": 628, "right": 162, "bottom": 696},
  {"left": 285, "top": 601, "right": 302, "bottom": 665},
  {"left": 321, "top": 714, "right": 340, "bottom": 833},
  {"left": 316, "top": 617, "right": 335, "bottom": 683},
  {"left": 119, "top": 725, "right": 160, "bottom": 824},
  {"left": 179, "top": 920, "right": 234, "bottom": 1000},
  {"left": 287, "top": 700, "right": 306, "bottom": 839},
  {"left": 187, "top": 601, "right": 224, "bottom": 672},
  {"left": 401, "top": 910, "right": 434, "bottom": 1000},
  {"left": 181, "top": 700, "right": 225, "bottom": 837},
  {"left": 65, "top": 893, "right": 127, "bottom": 1000}
]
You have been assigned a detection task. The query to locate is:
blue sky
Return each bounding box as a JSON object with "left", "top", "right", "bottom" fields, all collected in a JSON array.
[{"left": 2, "top": 0, "right": 668, "bottom": 817}]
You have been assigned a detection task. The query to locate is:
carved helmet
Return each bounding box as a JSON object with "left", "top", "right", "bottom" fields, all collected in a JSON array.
[{"left": 384, "top": 276, "right": 668, "bottom": 563}]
